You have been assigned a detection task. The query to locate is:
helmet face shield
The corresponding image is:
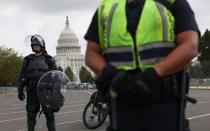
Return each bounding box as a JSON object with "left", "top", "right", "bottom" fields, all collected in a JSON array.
[
  {"left": 31, "top": 35, "right": 45, "bottom": 47},
  {"left": 25, "top": 34, "right": 46, "bottom": 53}
]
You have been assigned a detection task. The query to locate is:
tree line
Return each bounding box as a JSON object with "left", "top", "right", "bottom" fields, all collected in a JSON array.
[
  {"left": 0, "top": 46, "right": 93, "bottom": 87},
  {"left": 190, "top": 29, "right": 210, "bottom": 78},
  {"left": 64, "top": 66, "right": 93, "bottom": 83},
  {"left": 0, "top": 46, "right": 22, "bottom": 86},
  {"left": 1, "top": 29, "right": 210, "bottom": 86}
]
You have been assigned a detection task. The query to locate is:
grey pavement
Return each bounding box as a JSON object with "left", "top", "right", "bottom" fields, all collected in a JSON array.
[{"left": 0, "top": 89, "right": 209, "bottom": 131}]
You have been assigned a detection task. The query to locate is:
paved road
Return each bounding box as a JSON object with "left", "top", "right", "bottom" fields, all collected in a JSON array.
[{"left": 0, "top": 89, "right": 209, "bottom": 131}]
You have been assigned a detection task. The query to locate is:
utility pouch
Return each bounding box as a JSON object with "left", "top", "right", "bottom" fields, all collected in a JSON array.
[{"left": 161, "top": 76, "right": 179, "bottom": 102}]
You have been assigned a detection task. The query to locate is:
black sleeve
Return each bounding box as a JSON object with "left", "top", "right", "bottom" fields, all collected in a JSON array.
[
  {"left": 18, "top": 58, "right": 28, "bottom": 92},
  {"left": 48, "top": 57, "right": 57, "bottom": 70},
  {"left": 44, "top": 53, "right": 57, "bottom": 70},
  {"left": 172, "top": 0, "right": 200, "bottom": 35},
  {"left": 84, "top": 10, "right": 100, "bottom": 44}
]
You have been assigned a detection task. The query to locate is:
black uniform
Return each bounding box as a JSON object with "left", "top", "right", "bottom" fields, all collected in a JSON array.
[
  {"left": 85, "top": 0, "right": 199, "bottom": 131},
  {"left": 18, "top": 53, "right": 57, "bottom": 131}
]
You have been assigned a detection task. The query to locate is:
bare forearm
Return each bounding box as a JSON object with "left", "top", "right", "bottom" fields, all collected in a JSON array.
[
  {"left": 85, "top": 42, "right": 107, "bottom": 74},
  {"left": 155, "top": 31, "right": 199, "bottom": 76}
]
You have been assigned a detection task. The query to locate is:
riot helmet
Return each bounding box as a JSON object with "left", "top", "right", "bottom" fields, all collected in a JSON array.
[
  {"left": 31, "top": 35, "right": 45, "bottom": 47},
  {"left": 30, "top": 35, "right": 46, "bottom": 53}
]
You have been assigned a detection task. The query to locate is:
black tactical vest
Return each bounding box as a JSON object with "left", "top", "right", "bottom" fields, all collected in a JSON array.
[{"left": 25, "top": 55, "right": 49, "bottom": 80}]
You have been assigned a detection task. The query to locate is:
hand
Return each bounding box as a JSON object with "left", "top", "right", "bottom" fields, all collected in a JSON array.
[
  {"left": 18, "top": 92, "right": 25, "bottom": 101},
  {"left": 138, "top": 68, "right": 178, "bottom": 103},
  {"left": 133, "top": 68, "right": 162, "bottom": 103},
  {"left": 111, "top": 71, "right": 152, "bottom": 105},
  {"left": 110, "top": 71, "right": 132, "bottom": 99},
  {"left": 110, "top": 71, "right": 139, "bottom": 103},
  {"left": 110, "top": 90, "right": 117, "bottom": 98},
  {"left": 95, "top": 64, "right": 119, "bottom": 97}
]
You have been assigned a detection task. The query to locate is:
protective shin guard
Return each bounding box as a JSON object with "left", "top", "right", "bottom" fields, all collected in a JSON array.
[
  {"left": 46, "top": 113, "right": 56, "bottom": 131},
  {"left": 27, "top": 112, "right": 37, "bottom": 131},
  {"left": 46, "top": 120, "right": 56, "bottom": 131}
]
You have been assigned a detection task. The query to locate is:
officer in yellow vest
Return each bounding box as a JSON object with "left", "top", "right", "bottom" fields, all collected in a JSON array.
[{"left": 85, "top": 0, "right": 199, "bottom": 130}]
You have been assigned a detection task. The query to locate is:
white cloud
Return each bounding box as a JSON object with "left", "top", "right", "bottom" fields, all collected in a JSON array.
[
  {"left": 0, "top": 0, "right": 209, "bottom": 57},
  {"left": 0, "top": 0, "right": 98, "bottom": 56},
  {"left": 1, "top": 0, "right": 100, "bottom": 13},
  {"left": 187, "top": 0, "right": 210, "bottom": 33}
]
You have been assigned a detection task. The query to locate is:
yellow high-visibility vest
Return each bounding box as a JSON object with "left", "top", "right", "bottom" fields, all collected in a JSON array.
[{"left": 98, "top": 0, "right": 176, "bottom": 71}]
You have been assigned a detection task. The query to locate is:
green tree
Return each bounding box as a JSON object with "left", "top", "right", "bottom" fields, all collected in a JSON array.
[
  {"left": 198, "top": 29, "right": 210, "bottom": 61},
  {"left": 197, "top": 29, "right": 210, "bottom": 78},
  {"left": 79, "top": 66, "right": 93, "bottom": 83},
  {"left": 189, "top": 63, "right": 204, "bottom": 78},
  {"left": 0, "top": 46, "right": 22, "bottom": 86},
  {"left": 65, "top": 66, "right": 74, "bottom": 81}
]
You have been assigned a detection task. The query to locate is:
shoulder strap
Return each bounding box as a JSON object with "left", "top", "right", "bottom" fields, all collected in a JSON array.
[
  {"left": 43, "top": 53, "right": 51, "bottom": 65},
  {"left": 23, "top": 54, "right": 34, "bottom": 70},
  {"left": 43, "top": 53, "right": 57, "bottom": 70}
]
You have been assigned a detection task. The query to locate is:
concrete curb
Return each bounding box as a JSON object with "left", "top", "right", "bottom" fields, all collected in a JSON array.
[
  {"left": 0, "top": 92, "right": 16, "bottom": 96},
  {"left": 190, "top": 86, "right": 210, "bottom": 90}
]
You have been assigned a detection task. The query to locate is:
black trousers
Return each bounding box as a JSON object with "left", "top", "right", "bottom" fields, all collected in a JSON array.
[
  {"left": 106, "top": 100, "right": 190, "bottom": 131},
  {"left": 26, "top": 90, "right": 56, "bottom": 131}
]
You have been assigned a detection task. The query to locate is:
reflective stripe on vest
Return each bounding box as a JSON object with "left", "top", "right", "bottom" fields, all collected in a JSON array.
[
  {"left": 103, "top": 46, "right": 133, "bottom": 67},
  {"left": 106, "top": 3, "right": 118, "bottom": 48},
  {"left": 139, "top": 42, "right": 175, "bottom": 65},
  {"left": 156, "top": 2, "right": 168, "bottom": 41}
]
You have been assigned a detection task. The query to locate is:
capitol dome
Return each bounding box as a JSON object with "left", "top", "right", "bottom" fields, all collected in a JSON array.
[
  {"left": 58, "top": 16, "right": 79, "bottom": 47},
  {"left": 55, "top": 16, "right": 85, "bottom": 83}
]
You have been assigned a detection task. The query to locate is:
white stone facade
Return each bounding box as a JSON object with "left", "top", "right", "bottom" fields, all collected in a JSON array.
[{"left": 55, "top": 16, "right": 85, "bottom": 82}]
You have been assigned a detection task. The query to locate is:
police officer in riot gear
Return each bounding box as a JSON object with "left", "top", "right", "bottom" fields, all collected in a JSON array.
[
  {"left": 85, "top": 0, "right": 200, "bottom": 131},
  {"left": 18, "top": 34, "right": 57, "bottom": 131}
]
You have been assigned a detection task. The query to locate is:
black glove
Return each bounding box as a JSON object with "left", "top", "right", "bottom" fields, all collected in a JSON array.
[
  {"left": 135, "top": 68, "right": 162, "bottom": 103},
  {"left": 110, "top": 71, "right": 132, "bottom": 99},
  {"left": 18, "top": 91, "right": 25, "bottom": 101},
  {"left": 138, "top": 68, "right": 178, "bottom": 103},
  {"left": 110, "top": 71, "right": 152, "bottom": 105},
  {"left": 95, "top": 64, "right": 119, "bottom": 97}
]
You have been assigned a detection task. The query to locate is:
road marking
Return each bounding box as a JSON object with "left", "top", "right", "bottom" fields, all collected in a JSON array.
[
  {"left": 0, "top": 117, "right": 26, "bottom": 123},
  {"left": 65, "top": 99, "right": 88, "bottom": 104},
  {"left": 56, "top": 119, "right": 82, "bottom": 125},
  {"left": 0, "top": 109, "right": 83, "bottom": 123},
  {"left": 18, "top": 129, "right": 27, "bottom": 131},
  {"left": 6, "top": 106, "right": 25, "bottom": 110},
  {"left": 82, "top": 90, "right": 93, "bottom": 95},
  {"left": 0, "top": 100, "right": 88, "bottom": 110},
  {"left": 187, "top": 100, "right": 210, "bottom": 106},
  {"left": 56, "top": 110, "right": 83, "bottom": 115},
  {"left": 63, "top": 104, "right": 86, "bottom": 108},
  {"left": 0, "top": 111, "right": 25, "bottom": 116},
  {"left": 18, "top": 120, "right": 83, "bottom": 131},
  {"left": 9, "top": 103, "right": 26, "bottom": 107},
  {"left": 188, "top": 113, "right": 210, "bottom": 120},
  {"left": 197, "top": 100, "right": 210, "bottom": 104},
  {"left": 0, "top": 104, "right": 85, "bottom": 116}
]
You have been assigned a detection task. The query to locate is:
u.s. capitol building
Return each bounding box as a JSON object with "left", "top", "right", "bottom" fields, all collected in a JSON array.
[{"left": 55, "top": 17, "right": 85, "bottom": 82}]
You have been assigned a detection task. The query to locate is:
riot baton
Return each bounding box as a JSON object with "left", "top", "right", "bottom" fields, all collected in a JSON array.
[
  {"left": 179, "top": 70, "right": 186, "bottom": 131},
  {"left": 110, "top": 90, "right": 118, "bottom": 130},
  {"left": 179, "top": 70, "right": 197, "bottom": 131}
]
